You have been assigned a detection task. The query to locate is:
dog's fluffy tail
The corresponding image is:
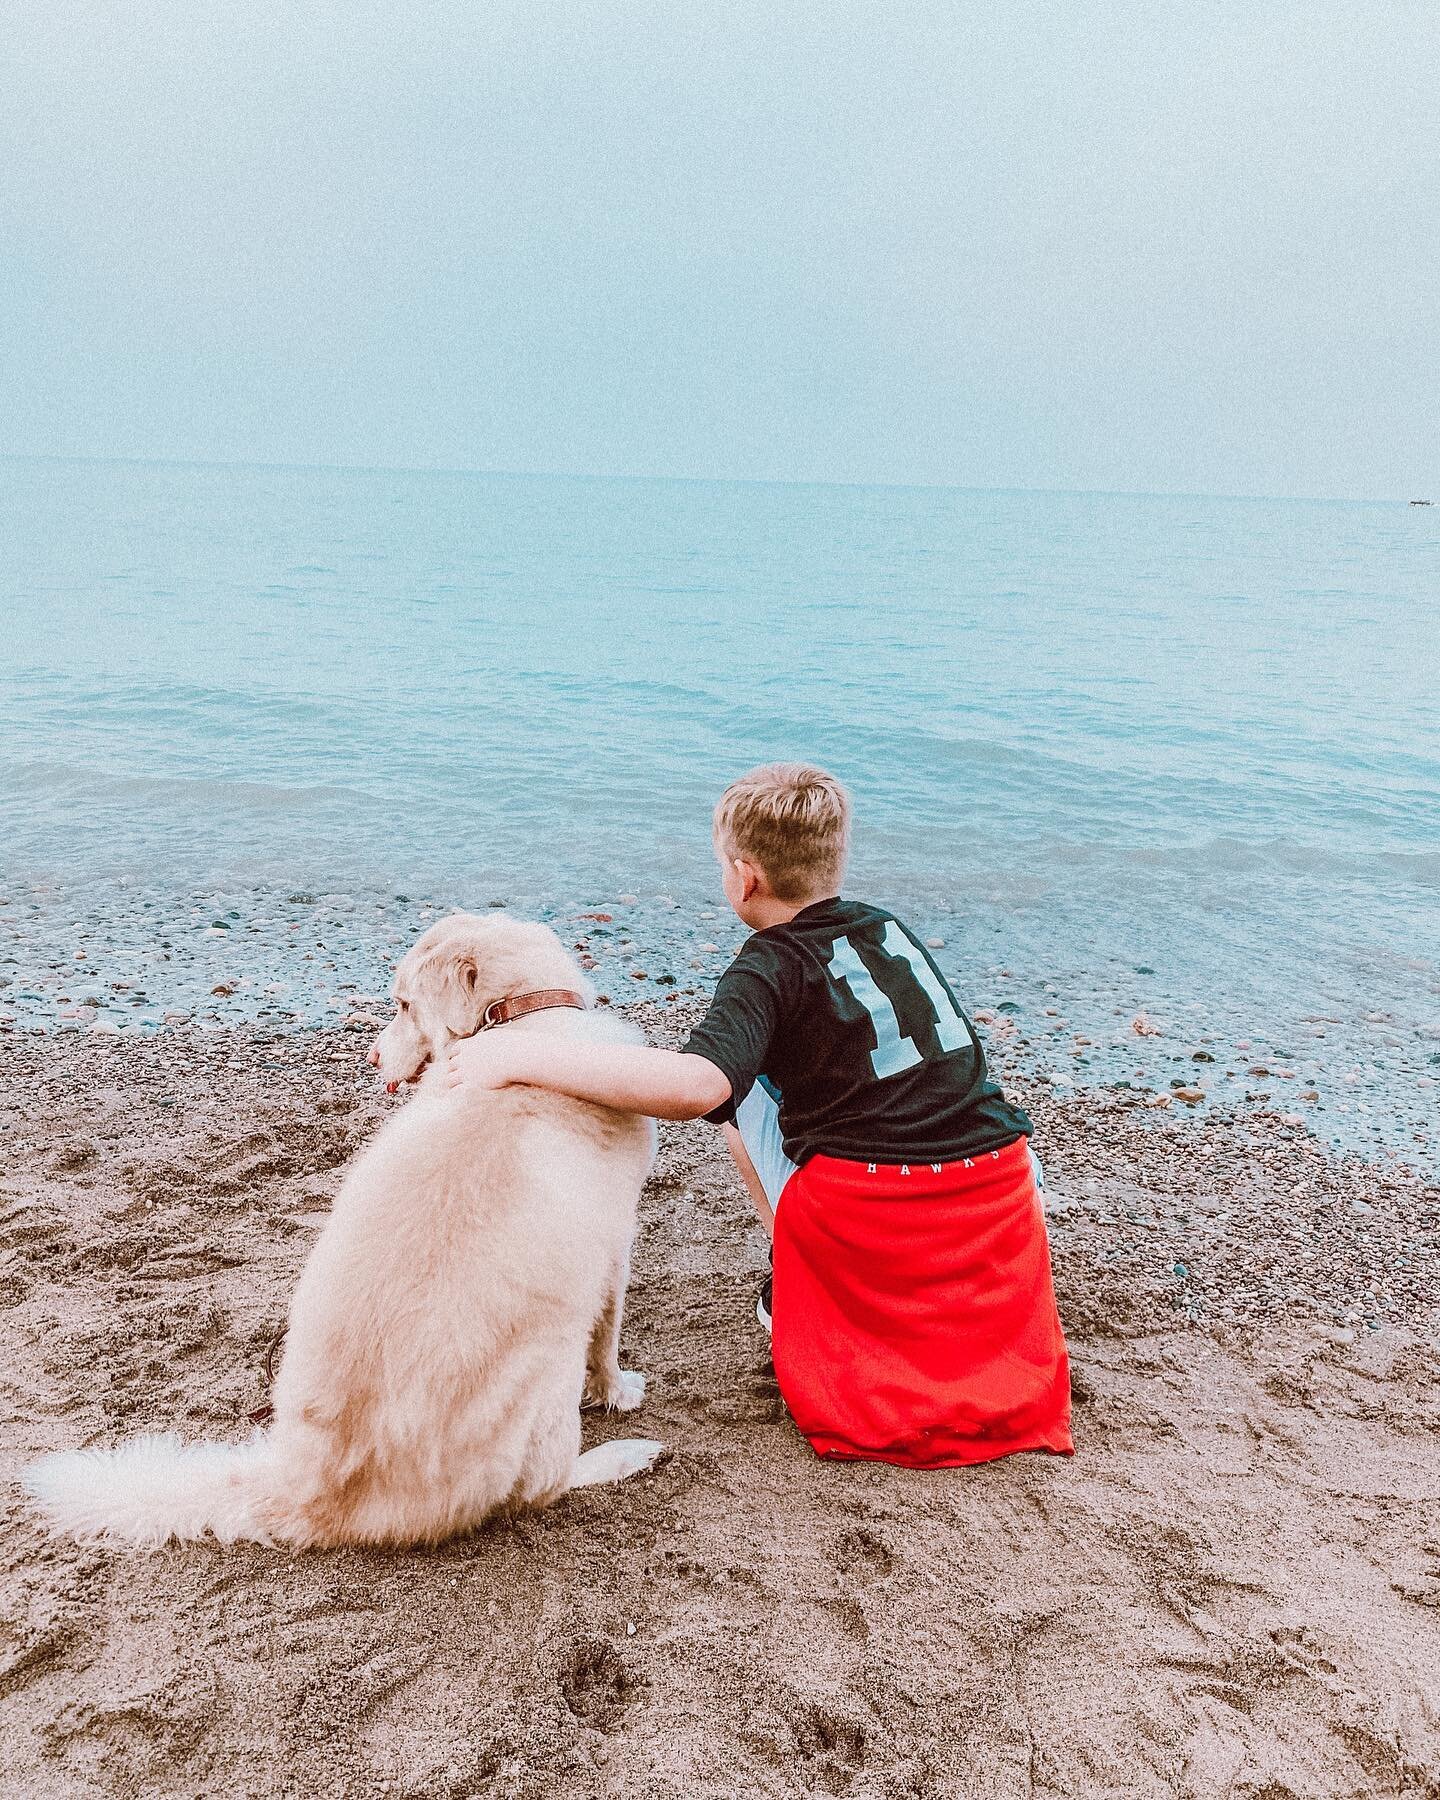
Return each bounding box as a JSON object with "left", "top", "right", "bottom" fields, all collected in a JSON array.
[{"left": 23, "top": 1432, "right": 279, "bottom": 1548}]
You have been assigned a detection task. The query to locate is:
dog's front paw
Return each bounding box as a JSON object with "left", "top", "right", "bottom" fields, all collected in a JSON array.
[
  {"left": 610, "top": 1369, "right": 647, "bottom": 1412},
  {"left": 584, "top": 1369, "right": 646, "bottom": 1413}
]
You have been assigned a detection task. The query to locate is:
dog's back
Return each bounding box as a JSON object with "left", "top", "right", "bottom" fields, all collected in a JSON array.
[
  {"left": 262, "top": 1011, "right": 656, "bottom": 1543},
  {"left": 24, "top": 921, "right": 664, "bottom": 1550}
]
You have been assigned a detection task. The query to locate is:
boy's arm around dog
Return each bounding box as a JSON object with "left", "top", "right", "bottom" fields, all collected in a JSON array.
[{"left": 445, "top": 1033, "right": 731, "bottom": 1122}]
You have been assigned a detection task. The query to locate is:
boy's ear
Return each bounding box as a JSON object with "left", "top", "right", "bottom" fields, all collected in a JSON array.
[{"left": 733, "top": 857, "right": 763, "bottom": 902}]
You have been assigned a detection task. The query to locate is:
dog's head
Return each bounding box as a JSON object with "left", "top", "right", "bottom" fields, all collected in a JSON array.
[{"left": 369, "top": 912, "right": 592, "bottom": 1090}]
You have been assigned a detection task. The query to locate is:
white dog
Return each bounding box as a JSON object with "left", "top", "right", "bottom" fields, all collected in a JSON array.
[{"left": 24, "top": 913, "right": 663, "bottom": 1548}]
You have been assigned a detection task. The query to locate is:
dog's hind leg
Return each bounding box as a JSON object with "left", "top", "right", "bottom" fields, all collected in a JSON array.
[
  {"left": 568, "top": 1437, "right": 666, "bottom": 1491},
  {"left": 581, "top": 1252, "right": 647, "bottom": 1413}
]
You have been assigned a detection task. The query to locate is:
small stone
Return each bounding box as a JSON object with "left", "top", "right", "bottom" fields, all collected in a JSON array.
[
  {"left": 211, "top": 983, "right": 236, "bottom": 997},
  {"left": 617, "top": 894, "right": 638, "bottom": 904},
  {"left": 926, "top": 936, "right": 945, "bottom": 949},
  {"left": 1146, "top": 1092, "right": 1173, "bottom": 1109},
  {"left": 1173, "top": 1087, "right": 1206, "bottom": 1104},
  {"left": 1132, "top": 1013, "right": 1161, "bottom": 1037},
  {"left": 699, "top": 943, "right": 719, "bottom": 953}
]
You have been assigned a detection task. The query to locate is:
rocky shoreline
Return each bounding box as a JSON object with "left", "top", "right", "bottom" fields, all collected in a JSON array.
[{"left": 2, "top": 879, "right": 1436, "bottom": 1181}]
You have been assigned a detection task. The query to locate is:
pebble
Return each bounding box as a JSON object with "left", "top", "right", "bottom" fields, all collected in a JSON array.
[{"left": 926, "top": 936, "right": 945, "bottom": 949}]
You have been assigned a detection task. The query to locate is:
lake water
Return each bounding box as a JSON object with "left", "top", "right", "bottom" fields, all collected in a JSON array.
[{"left": 2, "top": 455, "right": 1437, "bottom": 1165}]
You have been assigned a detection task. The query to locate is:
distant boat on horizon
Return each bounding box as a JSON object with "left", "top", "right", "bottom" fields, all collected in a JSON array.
[{"left": 1410, "top": 498, "right": 1433, "bottom": 505}]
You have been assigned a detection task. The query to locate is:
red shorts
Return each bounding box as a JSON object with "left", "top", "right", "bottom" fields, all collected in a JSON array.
[{"left": 771, "top": 1136, "right": 1073, "bottom": 1468}]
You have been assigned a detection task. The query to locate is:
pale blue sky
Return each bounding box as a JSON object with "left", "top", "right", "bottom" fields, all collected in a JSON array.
[{"left": 2, "top": 2, "right": 1436, "bottom": 498}]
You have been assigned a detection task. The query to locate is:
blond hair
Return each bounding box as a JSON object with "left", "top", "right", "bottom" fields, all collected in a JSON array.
[{"left": 713, "top": 763, "right": 851, "bottom": 902}]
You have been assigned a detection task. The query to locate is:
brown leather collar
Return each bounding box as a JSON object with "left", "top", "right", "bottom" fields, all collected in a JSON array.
[{"left": 477, "top": 988, "right": 587, "bottom": 1032}]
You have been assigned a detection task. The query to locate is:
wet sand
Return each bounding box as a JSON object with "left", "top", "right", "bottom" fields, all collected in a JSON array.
[{"left": 2, "top": 1005, "right": 1438, "bottom": 1798}]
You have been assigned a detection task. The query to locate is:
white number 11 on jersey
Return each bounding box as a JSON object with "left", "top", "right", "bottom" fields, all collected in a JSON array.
[{"left": 827, "top": 923, "right": 969, "bottom": 1079}]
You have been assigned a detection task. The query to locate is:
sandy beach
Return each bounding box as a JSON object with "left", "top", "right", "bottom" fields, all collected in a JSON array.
[{"left": 2, "top": 1000, "right": 1437, "bottom": 1799}]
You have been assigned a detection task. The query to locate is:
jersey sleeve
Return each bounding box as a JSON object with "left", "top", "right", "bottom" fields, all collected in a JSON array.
[{"left": 678, "top": 947, "right": 785, "bottom": 1126}]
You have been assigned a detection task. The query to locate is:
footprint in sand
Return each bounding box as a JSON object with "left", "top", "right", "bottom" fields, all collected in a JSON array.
[
  {"left": 835, "top": 1526, "right": 895, "bottom": 1582},
  {"left": 792, "top": 1703, "right": 869, "bottom": 1790},
  {"left": 558, "top": 1638, "right": 645, "bottom": 1732}
]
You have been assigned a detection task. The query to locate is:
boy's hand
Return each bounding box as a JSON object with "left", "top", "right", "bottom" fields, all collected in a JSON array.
[{"left": 444, "top": 1032, "right": 525, "bottom": 1094}]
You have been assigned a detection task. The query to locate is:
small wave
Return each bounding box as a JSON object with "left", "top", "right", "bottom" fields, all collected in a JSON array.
[{"left": 0, "top": 758, "right": 366, "bottom": 811}]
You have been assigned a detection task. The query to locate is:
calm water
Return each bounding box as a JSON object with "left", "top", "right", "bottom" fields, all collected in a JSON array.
[{"left": 2, "top": 456, "right": 1437, "bottom": 1160}]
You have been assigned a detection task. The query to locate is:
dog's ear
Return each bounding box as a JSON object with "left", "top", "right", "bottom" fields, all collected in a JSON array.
[{"left": 418, "top": 942, "right": 486, "bottom": 1038}]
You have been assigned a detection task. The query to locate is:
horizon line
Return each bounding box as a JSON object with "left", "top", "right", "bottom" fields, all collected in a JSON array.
[{"left": 0, "top": 447, "right": 1415, "bottom": 509}]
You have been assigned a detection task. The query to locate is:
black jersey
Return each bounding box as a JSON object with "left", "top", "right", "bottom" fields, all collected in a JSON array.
[{"left": 680, "top": 897, "right": 1032, "bottom": 1166}]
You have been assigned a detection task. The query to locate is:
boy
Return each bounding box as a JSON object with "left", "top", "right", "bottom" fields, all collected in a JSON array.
[{"left": 446, "top": 764, "right": 1072, "bottom": 1469}]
